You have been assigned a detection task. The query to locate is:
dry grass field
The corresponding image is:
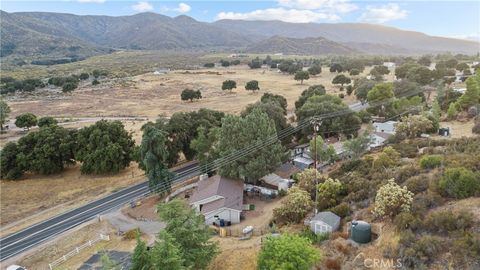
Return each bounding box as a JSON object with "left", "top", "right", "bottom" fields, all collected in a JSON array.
[{"left": 0, "top": 163, "right": 144, "bottom": 228}]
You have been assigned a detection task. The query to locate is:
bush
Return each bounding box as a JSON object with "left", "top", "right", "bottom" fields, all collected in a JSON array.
[
  {"left": 411, "top": 192, "right": 443, "bottom": 215},
  {"left": 419, "top": 155, "right": 443, "bottom": 169},
  {"left": 324, "top": 257, "right": 341, "bottom": 270},
  {"left": 329, "top": 202, "right": 350, "bottom": 218},
  {"left": 203, "top": 63, "right": 215, "bottom": 68},
  {"left": 374, "top": 179, "right": 414, "bottom": 217},
  {"left": 338, "top": 93, "right": 345, "bottom": 99},
  {"left": 394, "top": 212, "right": 420, "bottom": 231},
  {"left": 92, "top": 79, "right": 100, "bottom": 85},
  {"left": 299, "top": 228, "right": 329, "bottom": 244},
  {"left": 62, "top": 82, "right": 78, "bottom": 92},
  {"left": 439, "top": 167, "right": 480, "bottom": 199},
  {"left": 273, "top": 186, "right": 313, "bottom": 224},
  {"left": 404, "top": 175, "right": 430, "bottom": 194},
  {"left": 257, "top": 234, "right": 320, "bottom": 270},
  {"left": 124, "top": 228, "right": 140, "bottom": 240},
  {"left": 357, "top": 110, "right": 371, "bottom": 123},
  {"left": 424, "top": 210, "right": 474, "bottom": 234}
]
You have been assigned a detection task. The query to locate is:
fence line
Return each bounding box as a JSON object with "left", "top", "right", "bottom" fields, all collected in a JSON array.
[{"left": 48, "top": 234, "right": 110, "bottom": 270}]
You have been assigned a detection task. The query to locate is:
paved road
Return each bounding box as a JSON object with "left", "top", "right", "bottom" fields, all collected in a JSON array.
[
  {"left": 0, "top": 162, "right": 200, "bottom": 262},
  {"left": 0, "top": 102, "right": 368, "bottom": 262}
]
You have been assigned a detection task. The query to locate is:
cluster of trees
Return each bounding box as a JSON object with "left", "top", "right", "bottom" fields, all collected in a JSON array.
[
  {"left": 220, "top": 80, "right": 261, "bottom": 92},
  {"left": 180, "top": 88, "right": 202, "bottom": 102},
  {"left": 1, "top": 119, "right": 135, "bottom": 180},
  {"left": 0, "top": 77, "right": 45, "bottom": 94},
  {"left": 445, "top": 73, "right": 480, "bottom": 119},
  {"left": 1, "top": 70, "right": 107, "bottom": 95},
  {"left": 295, "top": 86, "right": 361, "bottom": 138}
]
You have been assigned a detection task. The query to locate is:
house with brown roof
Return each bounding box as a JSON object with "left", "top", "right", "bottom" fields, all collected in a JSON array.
[{"left": 189, "top": 175, "right": 244, "bottom": 225}]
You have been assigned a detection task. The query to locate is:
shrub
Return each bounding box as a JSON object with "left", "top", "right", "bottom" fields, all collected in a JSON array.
[
  {"left": 92, "top": 79, "right": 100, "bottom": 85},
  {"left": 124, "top": 228, "right": 141, "bottom": 240},
  {"left": 62, "top": 82, "right": 78, "bottom": 92},
  {"left": 273, "top": 186, "right": 313, "bottom": 224},
  {"left": 404, "top": 175, "right": 430, "bottom": 194},
  {"left": 317, "top": 178, "right": 345, "bottom": 210},
  {"left": 324, "top": 257, "right": 341, "bottom": 270},
  {"left": 329, "top": 202, "right": 350, "bottom": 218},
  {"left": 374, "top": 179, "right": 414, "bottom": 217},
  {"left": 439, "top": 167, "right": 480, "bottom": 199},
  {"left": 257, "top": 234, "right": 321, "bottom": 270},
  {"left": 338, "top": 93, "right": 345, "bottom": 98},
  {"left": 203, "top": 63, "right": 214, "bottom": 68},
  {"left": 357, "top": 110, "right": 371, "bottom": 123},
  {"left": 419, "top": 155, "right": 443, "bottom": 169},
  {"left": 411, "top": 192, "right": 443, "bottom": 215},
  {"left": 299, "top": 228, "right": 329, "bottom": 244},
  {"left": 394, "top": 212, "right": 420, "bottom": 231},
  {"left": 424, "top": 210, "right": 474, "bottom": 234}
]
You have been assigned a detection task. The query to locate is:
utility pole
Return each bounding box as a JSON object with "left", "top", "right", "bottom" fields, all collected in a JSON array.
[{"left": 311, "top": 118, "right": 322, "bottom": 214}]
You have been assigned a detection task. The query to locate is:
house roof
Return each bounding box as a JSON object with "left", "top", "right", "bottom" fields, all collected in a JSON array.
[
  {"left": 274, "top": 163, "right": 301, "bottom": 179},
  {"left": 261, "top": 173, "right": 287, "bottom": 187},
  {"left": 311, "top": 211, "right": 340, "bottom": 227},
  {"left": 293, "top": 156, "right": 314, "bottom": 165},
  {"left": 190, "top": 175, "right": 243, "bottom": 213},
  {"left": 373, "top": 131, "right": 392, "bottom": 140}
]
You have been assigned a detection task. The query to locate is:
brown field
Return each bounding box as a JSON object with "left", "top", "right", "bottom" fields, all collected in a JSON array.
[
  {"left": 0, "top": 163, "right": 144, "bottom": 229},
  {"left": 5, "top": 65, "right": 371, "bottom": 120}
]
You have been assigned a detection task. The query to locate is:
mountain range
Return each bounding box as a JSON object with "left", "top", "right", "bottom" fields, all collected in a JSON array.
[{"left": 1, "top": 11, "right": 478, "bottom": 60}]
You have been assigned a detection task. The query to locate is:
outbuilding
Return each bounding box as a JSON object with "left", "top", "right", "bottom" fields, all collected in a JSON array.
[{"left": 308, "top": 211, "right": 341, "bottom": 234}]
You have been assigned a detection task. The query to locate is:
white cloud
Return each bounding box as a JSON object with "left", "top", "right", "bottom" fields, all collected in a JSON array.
[
  {"left": 359, "top": 3, "right": 407, "bottom": 24},
  {"left": 132, "top": 1, "right": 153, "bottom": 12},
  {"left": 174, "top": 3, "right": 191, "bottom": 13},
  {"left": 77, "top": 0, "right": 106, "bottom": 3},
  {"left": 216, "top": 8, "right": 340, "bottom": 23},
  {"left": 278, "top": 0, "right": 357, "bottom": 13}
]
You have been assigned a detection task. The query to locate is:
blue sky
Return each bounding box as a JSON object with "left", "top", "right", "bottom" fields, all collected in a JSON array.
[{"left": 1, "top": 0, "right": 479, "bottom": 41}]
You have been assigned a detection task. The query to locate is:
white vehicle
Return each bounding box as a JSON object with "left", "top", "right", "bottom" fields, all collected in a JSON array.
[{"left": 7, "top": 265, "right": 27, "bottom": 270}]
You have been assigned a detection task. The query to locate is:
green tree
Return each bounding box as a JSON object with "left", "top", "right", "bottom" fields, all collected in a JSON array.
[
  {"left": 181, "top": 88, "right": 202, "bottom": 102},
  {"left": 455, "top": 76, "right": 480, "bottom": 110},
  {"left": 245, "top": 80, "right": 260, "bottom": 92},
  {"left": 158, "top": 199, "right": 218, "bottom": 269},
  {"left": 79, "top": 73, "right": 89, "bottom": 80},
  {"left": 151, "top": 231, "right": 186, "bottom": 270},
  {"left": 456, "top": 62, "right": 470, "bottom": 72},
  {"left": 417, "top": 55, "right": 432, "bottom": 66},
  {"left": 140, "top": 124, "right": 174, "bottom": 193},
  {"left": 0, "top": 142, "right": 23, "bottom": 179},
  {"left": 261, "top": 93, "right": 288, "bottom": 114},
  {"left": 222, "top": 80, "right": 237, "bottom": 91},
  {"left": 294, "top": 70, "right": 310, "bottom": 84},
  {"left": 295, "top": 85, "right": 326, "bottom": 110},
  {"left": 190, "top": 126, "right": 220, "bottom": 172},
  {"left": 367, "top": 83, "right": 394, "bottom": 117},
  {"left": 16, "top": 125, "right": 76, "bottom": 175},
  {"left": 371, "top": 65, "right": 390, "bottom": 75},
  {"left": 309, "top": 135, "right": 338, "bottom": 164},
  {"left": 218, "top": 108, "right": 285, "bottom": 182},
  {"left": 37, "top": 116, "right": 58, "bottom": 128},
  {"left": 241, "top": 101, "right": 288, "bottom": 134},
  {"left": 395, "top": 115, "right": 433, "bottom": 139},
  {"left": 354, "top": 78, "right": 376, "bottom": 103},
  {"left": 317, "top": 178, "right": 345, "bottom": 210},
  {"left": 296, "top": 168, "right": 318, "bottom": 199},
  {"left": 257, "top": 233, "right": 320, "bottom": 270},
  {"left": 248, "top": 57, "right": 262, "bottom": 69},
  {"left": 273, "top": 186, "right": 313, "bottom": 224},
  {"left": 343, "top": 130, "right": 372, "bottom": 159},
  {"left": 101, "top": 252, "right": 119, "bottom": 270},
  {"left": 131, "top": 235, "right": 152, "bottom": 270},
  {"left": 62, "top": 82, "right": 78, "bottom": 93},
  {"left": 296, "top": 94, "right": 361, "bottom": 138},
  {"left": 395, "top": 63, "right": 419, "bottom": 79},
  {"left": 439, "top": 167, "right": 480, "bottom": 199},
  {"left": 204, "top": 63, "right": 215, "bottom": 68},
  {"left": 349, "top": 68, "right": 360, "bottom": 76},
  {"left": 15, "top": 112, "right": 37, "bottom": 131},
  {"left": 0, "top": 100, "right": 11, "bottom": 131},
  {"left": 407, "top": 66, "right": 434, "bottom": 85},
  {"left": 307, "top": 65, "right": 322, "bottom": 76},
  {"left": 75, "top": 120, "right": 135, "bottom": 174},
  {"left": 329, "top": 63, "right": 343, "bottom": 73},
  {"left": 332, "top": 74, "right": 351, "bottom": 86}
]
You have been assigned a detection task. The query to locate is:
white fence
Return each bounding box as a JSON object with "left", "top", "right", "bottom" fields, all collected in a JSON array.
[{"left": 48, "top": 234, "right": 110, "bottom": 270}]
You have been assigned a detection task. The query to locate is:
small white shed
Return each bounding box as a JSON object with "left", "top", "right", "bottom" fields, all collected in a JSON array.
[{"left": 309, "top": 211, "right": 341, "bottom": 234}]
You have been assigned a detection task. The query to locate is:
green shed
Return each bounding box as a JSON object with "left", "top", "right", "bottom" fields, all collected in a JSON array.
[{"left": 350, "top": 221, "right": 371, "bottom": 244}]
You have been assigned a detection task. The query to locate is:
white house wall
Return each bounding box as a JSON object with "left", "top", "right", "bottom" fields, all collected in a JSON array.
[{"left": 204, "top": 207, "right": 241, "bottom": 224}]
